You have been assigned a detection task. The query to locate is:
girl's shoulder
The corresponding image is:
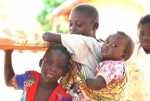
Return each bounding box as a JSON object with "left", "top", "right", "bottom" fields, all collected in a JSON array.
[{"left": 24, "top": 71, "right": 40, "bottom": 88}]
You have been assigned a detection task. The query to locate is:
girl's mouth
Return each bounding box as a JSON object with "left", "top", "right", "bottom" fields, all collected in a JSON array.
[{"left": 46, "top": 71, "right": 56, "bottom": 78}]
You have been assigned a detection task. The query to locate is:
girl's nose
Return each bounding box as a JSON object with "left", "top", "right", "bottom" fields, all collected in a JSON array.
[{"left": 49, "top": 64, "right": 59, "bottom": 71}]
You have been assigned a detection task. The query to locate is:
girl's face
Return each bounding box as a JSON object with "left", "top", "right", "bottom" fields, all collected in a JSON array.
[
  {"left": 139, "top": 23, "right": 150, "bottom": 53},
  {"left": 41, "top": 50, "right": 68, "bottom": 83},
  {"left": 101, "top": 34, "right": 127, "bottom": 60}
]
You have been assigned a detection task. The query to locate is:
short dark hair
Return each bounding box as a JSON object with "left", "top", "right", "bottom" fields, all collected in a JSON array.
[
  {"left": 117, "top": 31, "right": 134, "bottom": 60},
  {"left": 44, "top": 44, "right": 71, "bottom": 72},
  {"left": 72, "top": 4, "right": 99, "bottom": 23},
  {"left": 138, "top": 14, "right": 150, "bottom": 28}
]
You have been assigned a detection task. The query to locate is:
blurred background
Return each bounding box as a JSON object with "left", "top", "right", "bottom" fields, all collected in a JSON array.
[{"left": 0, "top": 0, "right": 150, "bottom": 100}]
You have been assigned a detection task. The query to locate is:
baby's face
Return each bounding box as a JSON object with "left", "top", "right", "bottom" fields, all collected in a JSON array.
[
  {"left": 139, "top": 23, "right": 150, "bottom": 53},
  {"left": 101, "top": 34, "right": 127, "bottom": 60}
]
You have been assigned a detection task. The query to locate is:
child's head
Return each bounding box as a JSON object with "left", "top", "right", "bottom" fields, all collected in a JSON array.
[
  {"left": 41, "top": 44, "right": 71, "bottom": 83},
  {"left": 138, "top": 14, "right": 150, "bottom": 53},
  {"left": 101, "top": 31, "right": 134, "bottom": 61},
  {"left": 69, "top": 4, "right": 99, "bottom": 38}
]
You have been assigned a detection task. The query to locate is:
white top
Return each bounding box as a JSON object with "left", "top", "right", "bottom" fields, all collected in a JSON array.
[
  {"left": 133, "top": 47, "right": 150, "bottom": 100},
  {"left": 61, "top": 34, "right": 102, "bottom": 79}
]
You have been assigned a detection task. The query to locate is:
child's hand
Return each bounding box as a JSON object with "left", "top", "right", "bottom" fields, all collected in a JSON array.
[
  {"left": 85, "top": 76, "right": 106, "bottom": 90},
  {"left": 4, "top": 49, "right": 13, "bottom": 54},
  {"left": 42, "top": 32, "right": 61, "bottom": 43},
  {"left": 42, "top": 32, "right": 50, "bottom": 41},
  {"left": 46, "top": 42, "right": 57, "bottom": 47}
]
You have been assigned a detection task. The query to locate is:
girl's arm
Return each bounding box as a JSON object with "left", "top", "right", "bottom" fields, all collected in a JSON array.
[{"left": 4, "top": 50, "right": 15, "bottom": 87}]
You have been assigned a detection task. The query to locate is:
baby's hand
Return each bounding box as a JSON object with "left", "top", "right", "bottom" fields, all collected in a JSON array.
[{"left": 85, "top": 76, "right": 106, "bottom": 90}]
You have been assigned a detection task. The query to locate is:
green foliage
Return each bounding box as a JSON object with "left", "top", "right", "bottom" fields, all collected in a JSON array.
[
  {"left": 57, "top": 22, "right": 69, "bottom": 33},
  {"left": 37, "top": 0, "right": 65, "bottom": 31},
  {"left": 43, "top": 0, "right": 65, "bottom": 11}
]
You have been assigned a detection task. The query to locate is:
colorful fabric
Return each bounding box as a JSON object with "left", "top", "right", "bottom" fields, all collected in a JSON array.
[
  {"left": 59, "top": 61, "right": 88, "bottom": 101},
  {"left": 60, "top": 34, "right": 126, "bottom": 100},
  {"left": 96, "top": 60, "right": 125, "bottom": 85},
  {"left": 15, "top": 71, "right": 29, "bottom": 90},
  {"left": 15, "top": 71, "right": 71, "bottom": 101},
  {"left": 78, "top": 60, "right": 127, "bottom": 101}
]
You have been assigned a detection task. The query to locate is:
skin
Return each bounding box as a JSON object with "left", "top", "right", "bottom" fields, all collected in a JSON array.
[
  {"left": 86, "top": 76, "right": 106, "bottom": 90},
  {"left": 101, "top": 34, "right": 128, "bottom": 61},
  {"left": 4, "top": 49, "right": 69, "bottom": 101},
  {"left": 42, "top": 10, "right": 99, "bottom": 43},
  {"left": 69, "top": 11, "right": 98, "bottom": 38},
  {"left": 35, "top": 49, "right": 69, "bottom": 101},
  {"left": 138, "top": 23, "right": 150, "bottom": 53},
  {"left": 4, "top": 50, "right": 14, "bottom": 87},
  {"left": 86, "top": 34, "right": 130, "bottom": 90},
  {"left": 43, "top": 9, "right": 100, "bottom": 91}
]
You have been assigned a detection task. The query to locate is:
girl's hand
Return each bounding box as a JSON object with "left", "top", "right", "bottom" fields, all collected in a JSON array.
[{"left": 4, "top": 49, "right": 13, "bottom": 54}]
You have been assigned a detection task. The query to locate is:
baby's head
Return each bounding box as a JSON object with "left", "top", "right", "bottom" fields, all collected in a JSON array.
[
  {"left": 138, "top": 14, "right": 150, "bottom": 53},
  {"left": 40, "top": 44, "right": 71, "bottom": 83},
  {"left": 101, "top": 31, "right": 134, "bottom": 61},
  {"left": 69, "top": 4, "right": 99, "bottom": 38}
]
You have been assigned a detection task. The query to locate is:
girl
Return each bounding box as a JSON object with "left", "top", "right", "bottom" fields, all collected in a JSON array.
[{"left": 4, "top": 45, "right": 72, "bottom": 101}]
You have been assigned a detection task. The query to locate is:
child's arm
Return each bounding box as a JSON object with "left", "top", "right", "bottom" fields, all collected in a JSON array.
[
  {"left": 4, "top": 50, "right": 15, "bottom": 87},
  {"left": 86, "top": 76, "right": 106, "bottom": 90},
  {"left": 43, "top": 32, "right": 101, "bottom": 79},
  {"left": 43, "top": 32, "right": 101, "bottom": 62},
  {"left": 4, "top": 50, "right": 28, "bottom": 89},
  {"left": 87, "top": 61, "right": 126, "bottom": 90},
  {"left": 43, "top": 32, "right": 61, "bottom": 43}
]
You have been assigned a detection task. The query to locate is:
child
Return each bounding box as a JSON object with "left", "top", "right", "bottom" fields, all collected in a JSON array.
[
  {"left": 68, "top": 4, "right": 99, "bottom": 38},
  {"left": 138, "top": 14, "right": 150, "bottom": 54},
  {"left": 43, "top": 4, "right": 102, "bottom": 80},
  {"left": 43, "top": 31, "right": 134, "bottom": 100},
  {"left": 84, "top": 31, "right": 134, "bottom": 100},
  {"left": 43, "top": 4, "right": 103, "bottom": 100},
  {"left": 39, "top": 4, "right": 100, "bottom": 68},
  {"left": 43, "top": 33, "right": 102, "bottom": 80},
  {"left": 133, "top": 14, "right": 150, "bottom": 101},
  {"left": 4, "top": 45, "right": 72, "bottom": 101}
]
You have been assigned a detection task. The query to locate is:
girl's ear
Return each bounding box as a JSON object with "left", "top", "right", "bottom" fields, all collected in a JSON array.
[
  {"left": 39, "top": 58, "right": 43, "bottom": 67},
  {"left": 93, "top": 22, "right": 99, "bottom": 29}
]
